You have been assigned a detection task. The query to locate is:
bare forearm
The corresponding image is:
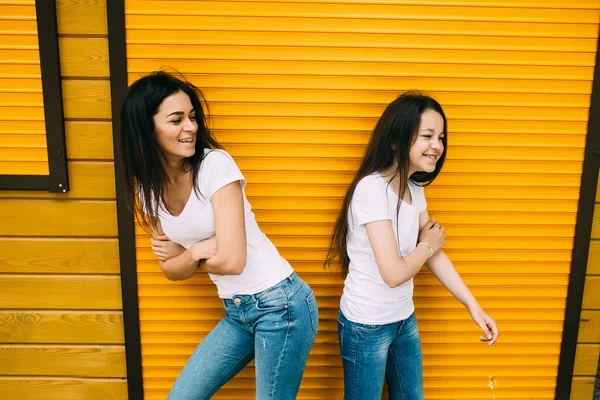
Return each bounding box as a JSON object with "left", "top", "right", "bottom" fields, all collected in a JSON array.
[
  {"left": 160, "top": 249, "right": 199, "bottom": 281},
  {"left": 198, "top": 250, "right": 246, "bottom": 275},
  {"left": 387, "top": 245, "right": 431, "bottom": 287},
  {"left": 426, "top": 250, "right": 478, "bottom": 309}
]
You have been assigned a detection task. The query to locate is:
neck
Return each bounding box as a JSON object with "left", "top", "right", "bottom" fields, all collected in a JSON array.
[
  {"left": 161, "top": 156, "right": 188, "bottom": 184},
  {"left": 380, "top": 164, "right": 411, "bottom": 198}
]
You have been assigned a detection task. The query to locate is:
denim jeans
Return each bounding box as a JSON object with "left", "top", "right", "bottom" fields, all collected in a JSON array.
[
  {"left": 338, "top": 310, "right": 423, "bottom": 400},
  {"left": 167, "top": 272, "right": 318, "bottom": 400}
]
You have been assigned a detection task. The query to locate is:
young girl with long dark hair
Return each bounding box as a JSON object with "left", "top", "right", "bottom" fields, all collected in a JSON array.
[
  {"left": 120, "top": 71, "right": 318, "bottom": 400},
  {"left": 326, "top": 91, "right": 499, "bottom": 400}
]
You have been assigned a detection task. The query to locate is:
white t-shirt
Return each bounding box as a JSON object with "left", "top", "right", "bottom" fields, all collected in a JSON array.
[
  {"left": 340, "top": 173, "right": 427, "bottom": 325},
  {"left": 147, "top": 149, "right": 293, "bottom": 298}
]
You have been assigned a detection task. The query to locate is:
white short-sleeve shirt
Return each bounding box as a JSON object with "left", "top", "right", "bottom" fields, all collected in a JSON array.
[
  {"left": 148, "top": 149, "right": 293, "bottom": 298},
  {"left": 340, "top": 173, "right": 427, "bottom": 325}
]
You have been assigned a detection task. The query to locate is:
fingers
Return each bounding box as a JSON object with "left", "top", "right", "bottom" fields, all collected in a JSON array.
[
  {"left": 487, "top": 319, "right": 499, "bottom": 346},
  {"left": 478, "top": 317, "right": 499, "bottom": 346},
  {"left": 422, "top": 219, "right": 436, "bottom": 231},
  {"left": 151, "top": 234, "right": 169, "bottom": 241}
]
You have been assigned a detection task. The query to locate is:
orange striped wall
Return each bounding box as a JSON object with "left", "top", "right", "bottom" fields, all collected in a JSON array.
[{"left": 125, "top": 1, "right": 599, "bottom": 399}]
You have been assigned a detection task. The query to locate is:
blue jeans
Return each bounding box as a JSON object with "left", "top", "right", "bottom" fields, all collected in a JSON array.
[
  {"left": 338, "top": 310, "right": 423, "bottom": 400},
  {"left": 167, "top": 273, "right": 318, "bottom": 400}
]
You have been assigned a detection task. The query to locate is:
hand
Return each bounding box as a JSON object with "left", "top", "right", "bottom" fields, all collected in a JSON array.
[
  {"left": 191, "top": 237, "right": 218, "bottom": 261},
  {"left": 418, "top": 219, "right": 446, "bottom": 253},
  {"left": 468, "top": 305, "right": 499, "bottom": 346},
  {"left": 150, "top": 233, "right": 185, "bottom": 262}
]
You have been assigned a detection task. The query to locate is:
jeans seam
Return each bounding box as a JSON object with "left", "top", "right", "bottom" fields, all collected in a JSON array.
[
  {"left": 388, "top": 347, "right": 406, "bottom": 400},
  {"left": 267, "top": 297, "right": 291, "bottom": 399},
  {"left": 351, "top": 325, "right": 358, "bottom": 399}
]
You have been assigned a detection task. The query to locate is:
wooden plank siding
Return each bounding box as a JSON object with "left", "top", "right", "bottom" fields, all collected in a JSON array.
[
  {"left": 121, "top": 0, "right": 600, "bottom": 399},
  {"left": 0, "top": 0, "right": 126, "bottom": 399},
  {"left": 572, "top": 172, "right": 600, "bottom": 398}
]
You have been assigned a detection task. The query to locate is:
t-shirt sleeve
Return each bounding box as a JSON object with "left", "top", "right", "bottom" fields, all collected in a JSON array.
[
  {"left": 410, "top": 181, "right": 428, "bottom": 213},
  {"left": 351, "top": 176, "right": 391, "bottom": 225},
  {"left": 200, "top": 150, "right": 247, "bottom": 199}
]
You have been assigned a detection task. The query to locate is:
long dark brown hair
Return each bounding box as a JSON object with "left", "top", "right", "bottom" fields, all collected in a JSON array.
[
  {"left": 119, "top": 71, "right": 221, "bottom": 232},
  {"left": 325, "top": 91, "right": 448, "bottom": 277}
]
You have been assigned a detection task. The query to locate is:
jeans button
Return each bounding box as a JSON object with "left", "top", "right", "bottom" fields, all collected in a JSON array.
[{"left": 234, "top": 298, "right": 241, "bottom": 305}]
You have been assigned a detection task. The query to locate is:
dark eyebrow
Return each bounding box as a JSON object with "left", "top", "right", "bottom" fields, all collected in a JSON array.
[
  {"left": 166, "top": 109, "right": 195, "bottom": 119},
  {"left": 166, "top": 111, "right": 183, "bottom": 118}
]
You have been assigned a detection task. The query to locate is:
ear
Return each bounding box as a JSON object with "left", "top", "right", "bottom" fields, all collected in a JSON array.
[{"left": 391, "top": 144, "right": 398, "bottom": 150}]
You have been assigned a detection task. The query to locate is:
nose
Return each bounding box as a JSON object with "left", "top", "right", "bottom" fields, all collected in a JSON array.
[
  {"left": 183, "top": 117, "right": 196, "bottom": 132},
  {"left": 431, "top": 137, "right": 442, "bottom": 150}
]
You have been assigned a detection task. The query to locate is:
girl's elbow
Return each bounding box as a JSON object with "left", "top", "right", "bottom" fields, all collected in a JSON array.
[
  {"left": 383, "top": 277, "right": 402, "bottom": 288},
  {"left": 382, "top": 273, "right": 409, "bottom": 288}
]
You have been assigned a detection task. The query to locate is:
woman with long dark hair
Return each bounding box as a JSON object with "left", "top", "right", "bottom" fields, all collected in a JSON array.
[
  {"left": 120, "top": 71, "right": 318, "bottom": 400},
  {"left": 326, "top": 91, "right": 499, "bottom": 399}
]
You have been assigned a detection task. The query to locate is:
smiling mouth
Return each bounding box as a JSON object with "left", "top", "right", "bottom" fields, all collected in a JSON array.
[
  {"left": 424, "top": 154, "right": 437, "bottom": 160},
  {"left": 178, "top": 138, "right": 194, "bottom": 143}
]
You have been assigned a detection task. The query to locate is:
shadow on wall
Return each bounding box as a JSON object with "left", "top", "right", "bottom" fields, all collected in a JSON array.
[{"left": 595, "top": 357, "right": 600, "bottom": 400}]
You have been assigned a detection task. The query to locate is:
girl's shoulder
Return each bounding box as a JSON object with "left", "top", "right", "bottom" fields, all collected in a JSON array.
[
  {"left": 408, "top": 180, "right": 427, "bottom": 211},
  {"left": 407, "top": 179, "right": 424, "bottom": 193},
  {"left": 354, "top": 173, "right": 388, "bottom": 197}
]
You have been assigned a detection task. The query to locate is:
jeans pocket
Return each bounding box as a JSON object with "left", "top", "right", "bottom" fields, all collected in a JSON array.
[
  {"left": 306, "top": 290, "right": 319, "bottom": 336},
  {"left": 355, "top": 322, "right": 384, "bottom": 333},
  {"left": 255, "top": 287, "right": 289, "bottom": 312}
]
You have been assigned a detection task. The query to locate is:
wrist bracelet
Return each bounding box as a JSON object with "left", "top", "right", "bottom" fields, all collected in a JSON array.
[{"left": 417, "top": 242, "right": 434, "bottom": 258}]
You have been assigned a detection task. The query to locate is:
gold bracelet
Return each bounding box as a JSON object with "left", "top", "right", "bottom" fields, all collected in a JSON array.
[{"left": 417, "top": 242, "right": 434, "bottom": 258}]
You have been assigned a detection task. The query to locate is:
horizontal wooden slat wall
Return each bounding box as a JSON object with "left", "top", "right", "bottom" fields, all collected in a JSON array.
[
  {"left": 0, "top": 0, "right": 47, "bottom": 175},
  {"left": 0, "top": 0, "right": 126, "bottom": 399},
  {"left": 125, "top": 0, "right": 599, "bottom": 398}
]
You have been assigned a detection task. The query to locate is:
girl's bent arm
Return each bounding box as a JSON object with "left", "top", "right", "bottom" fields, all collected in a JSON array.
[
  {"left": 366, "top": 220, "right": 432, "bottom": 288},
  {"left": 198, "top": 180, "right": 247, "bottom": 275}
]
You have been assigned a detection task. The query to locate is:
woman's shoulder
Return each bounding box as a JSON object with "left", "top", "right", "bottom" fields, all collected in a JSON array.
[
  {"left": 199, "top": 148, "right": 236, "bottom": 169},
  {"left": 202, "top": 148, "right": 233, "bottom": 161}
]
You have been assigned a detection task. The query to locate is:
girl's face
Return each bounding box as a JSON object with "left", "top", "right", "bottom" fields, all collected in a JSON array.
[
  {"left": 408, "top": 109, "right": 445, "bottom": 175},
  {"left": 153, "top": 90, "right": 198, "bottom": 163}
]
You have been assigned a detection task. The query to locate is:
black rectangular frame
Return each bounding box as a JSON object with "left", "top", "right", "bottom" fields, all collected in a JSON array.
[
  {"left": 0, "top": 0, "right": 68, "bottom": 193},
  {"left": 107, "top": 0, "right": 144, "bottom": 399}
]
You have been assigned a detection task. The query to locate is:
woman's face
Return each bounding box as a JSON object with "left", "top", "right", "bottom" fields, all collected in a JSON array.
[
  {"left": 153, "top": 90, "right": 198, "bottom": 163},
  {"left": 408, "top": 109, "right": 445, "bottom": 175}
]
